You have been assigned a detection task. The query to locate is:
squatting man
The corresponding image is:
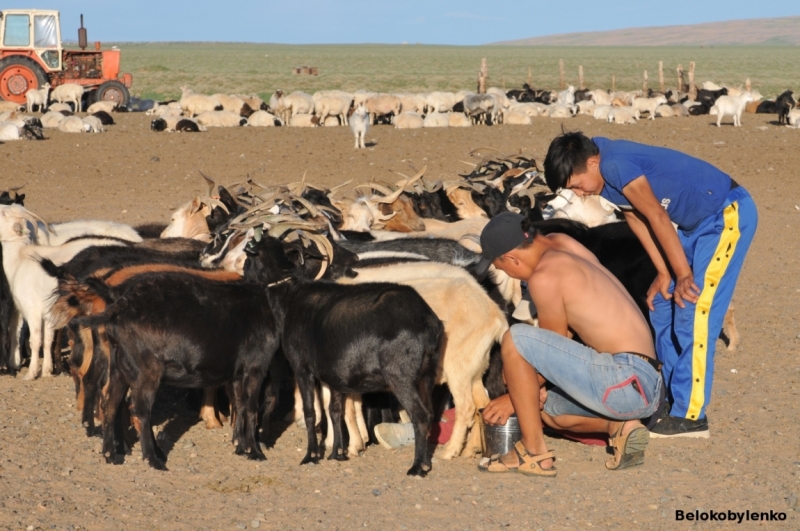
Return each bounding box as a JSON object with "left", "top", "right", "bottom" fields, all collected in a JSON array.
[{"left": 478, "top": 212, "right": 663, "bottom": 476}]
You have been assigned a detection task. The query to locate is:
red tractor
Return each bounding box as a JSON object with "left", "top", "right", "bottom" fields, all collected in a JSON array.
[{"left": 0, "top": 10, "right": 132, "bottom": 106}]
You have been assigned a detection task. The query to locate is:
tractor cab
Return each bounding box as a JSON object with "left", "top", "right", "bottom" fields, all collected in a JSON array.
[{"left": 0, "top": 10, "right": 131, "bottom": 106}]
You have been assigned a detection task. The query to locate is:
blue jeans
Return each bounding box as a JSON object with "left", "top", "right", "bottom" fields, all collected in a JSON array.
[{"left": 510, "top": 325, "right": 663, "bottom": 420}]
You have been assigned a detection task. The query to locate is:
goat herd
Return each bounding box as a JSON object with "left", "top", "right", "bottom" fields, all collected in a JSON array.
[
  {"left": 1, "top": 148, "right": 739, "bottom": 476},
  {"left": 0, "top": 80, "right": 797, "bottom": 142}
]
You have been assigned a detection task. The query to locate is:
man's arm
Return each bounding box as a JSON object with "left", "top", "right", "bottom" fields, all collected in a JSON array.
[
  {"left": 528, "top": 268, "right": 570, "bottom": 337},
  {"left": 622, "top": 176, "right": 700, "bottom": 308},
  {"left": 622, "top": 210, "right": 673, "bottom": 311}
]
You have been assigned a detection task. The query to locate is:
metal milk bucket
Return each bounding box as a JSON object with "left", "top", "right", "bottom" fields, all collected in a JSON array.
[{"left": 478, "top": 410, "right": 522, "bottom": 458}]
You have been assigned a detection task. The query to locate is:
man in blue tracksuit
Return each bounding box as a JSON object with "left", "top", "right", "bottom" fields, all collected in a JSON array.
[{"left": 543, "top": 132, "right": 758, "bottom": 438}]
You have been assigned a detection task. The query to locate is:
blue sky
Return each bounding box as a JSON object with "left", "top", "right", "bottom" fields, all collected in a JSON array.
[{"left": 7, "top": 2, "right": 798, "bottom": 45}]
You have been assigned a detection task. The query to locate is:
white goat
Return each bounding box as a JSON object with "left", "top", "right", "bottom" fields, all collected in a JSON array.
[
  {"left": 547, "top": 189, "right": 620, "bottom": 227},
  {"left": 350, "top": 102, "right": 369, "bottom": 149},
  {"left": 49, "top": 83, "right": 84, "bottom": 112},
  {"left": 632, "top": 95, "right": 668, "bottom": 120},
  {"left": 0, "top": 205, "right": 124, "bottom": 378},
  {"left": 711, "top": 92, "right": 755, "bottom": 127},
  {"left": 557, "top": 85, "right": 576, "bottom": 105},
  {"left": 26, "top": 83, "right": 50, "bottom": 113}
]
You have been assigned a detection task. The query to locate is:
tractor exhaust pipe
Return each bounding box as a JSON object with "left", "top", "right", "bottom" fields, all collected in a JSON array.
[{"left": 78, "top": 14, "right": 87, "bottom": 50}]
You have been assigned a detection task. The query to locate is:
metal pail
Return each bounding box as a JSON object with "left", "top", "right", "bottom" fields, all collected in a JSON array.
[{"left": 478, "top": 410, "right": 522, "bottom": 458}]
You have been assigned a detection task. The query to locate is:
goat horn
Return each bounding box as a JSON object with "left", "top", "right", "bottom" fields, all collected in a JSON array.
[
  {"left": 203, "top": 197, "right": 230, "bottom": 214},
  {"left": 288, "top": 194, "right": 321, "bottom": 218},
  {"left": 460, "top": 160, "right": 478, "bottom": 167},
  {"left": 295, "top": 170, "right": 308, "bottom": 196},
  {"left": 375, "top": 185, "right": 405, "bottom": 204},
  {"left": 20, "top": 208, "right": 53, "bottom": 235},
  {"left": 355, "top": 183, "right": 394, "bottom": 196},
  {"left": 304, "top": 232, "right": 334, "bottom": 280},
  {"left": 326, "top": 179, "right": 353, "bottom": 200},
  {"left": 199, "top": 171, "right": 216, "bottom": 197}
]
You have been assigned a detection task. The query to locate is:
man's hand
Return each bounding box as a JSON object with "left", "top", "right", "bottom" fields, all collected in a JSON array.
[
  {"left": 646, "top": 272, "right": 673, "bottom": 311},
  {"left": 539, "top": 386, "right": 547, "bottom": 411},
  {"left": 482, "top": 394, "right": 515, "bottom": 426},
  {"left": 673, "top": 272, "right": 701, "bottom": 308}
]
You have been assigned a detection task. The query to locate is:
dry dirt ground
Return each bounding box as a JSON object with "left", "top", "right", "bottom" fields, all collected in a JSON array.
[{"left": 1, "top": 113, "right": 799, "bottom": 530}]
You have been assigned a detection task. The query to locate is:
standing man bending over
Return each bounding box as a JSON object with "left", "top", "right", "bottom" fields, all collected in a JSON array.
[
  {"left": 478, "top": 213, "right": 663, "bottom": 476},
  {"left": 542, "top": 132, "right": 757, "bottom": 438}
]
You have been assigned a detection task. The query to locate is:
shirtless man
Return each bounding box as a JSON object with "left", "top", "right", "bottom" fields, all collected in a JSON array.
[{"left": 476, "top": 212, "right": 663, "bottom": 476}]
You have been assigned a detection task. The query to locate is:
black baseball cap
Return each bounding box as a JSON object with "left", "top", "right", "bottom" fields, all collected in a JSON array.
[{"left": 475, "top": 212, "right": 528, "bottom": 275}]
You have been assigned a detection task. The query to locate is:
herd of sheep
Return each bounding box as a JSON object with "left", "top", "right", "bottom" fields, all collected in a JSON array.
[{"left": 0, "top": 79, "right": 795, "bottom": 143}]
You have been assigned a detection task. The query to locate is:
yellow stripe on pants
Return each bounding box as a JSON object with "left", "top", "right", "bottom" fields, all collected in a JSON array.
[{"left": 688, "top": 201, "right": 741, "bottom": 419}]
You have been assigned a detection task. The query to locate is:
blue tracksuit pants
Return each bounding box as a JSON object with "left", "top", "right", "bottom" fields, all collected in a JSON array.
[{"left": 650, "top": 185, "right": 757, "bottom": 421}]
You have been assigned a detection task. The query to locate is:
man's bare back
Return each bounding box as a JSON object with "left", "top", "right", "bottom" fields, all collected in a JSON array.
[{"left": 527, "top": 233, "right": 655, "bottom": 358}]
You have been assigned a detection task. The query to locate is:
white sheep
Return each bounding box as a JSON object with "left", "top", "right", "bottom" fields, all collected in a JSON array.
[
  {"left": 396, "top": 93, "right": 426, "bottom": 115},
  {"left": 425, "top": 91, "right": 457, "bottom": 113},
  {"left": 422, "top": 111, "right": 450, "bottom": 128},
  {"left": 655, "top": 104, "right": 675, "bottom": 118},
  {"left": 702, "top": 81, "right": 724, "bottom": 91},
  {"left": 506, "top": 102, "right": 542, "bottom": 118},
  {"left": 576, "top": 100, "right": 596, "bottom": 115},
  {"left": 632, "top": 95, "right": 668, "bottom": 120},
  {"left": 0, "top": 123, "right": 22, "bottom": 141},
  {"left": 592, "top": 105, "right": 614, "bottom": 120},
  {"left": 350, "top": 102, "right": 369, "bottom": 148},
  {"left": 365, "top": 93, "right": 401, "bottom": 124},
  {"left": 49, "top": 83, "right": 85, "bottom": 112},
  {"left": 288, "top": 114, "right": 320, "bottom": 127},
  {"left": 314, "top": 91, "right": 352, "bottom": 126},
  {"left": 670, "top": 104, "right": 690, "bottom": 117},
  {"left": 146, "top": 105, "right": 183, "bottom": 118},
  {"left": 393, "top": 111, "right": 424, "bottom": 129},
  {"left": 195, "top": 110, "right": 247, "bottom": 127},
  {"left": 503, "top": 110, "right": 532, "bottom": 125},
  {"left": 57, "top": 116, "right": 91, "bottom": 133},
  {"left": 284, "top": 91, "right": 315, "bottom": 122},
  {"left": 179, "top": 86, "right": 221, "bottom": 117},
  {"left": 0, "top": 101, "right": 24, "bottom": 112},
  {"left": 588, "top": 89, "right": 612, "bottom": 106},
  {"left": 448, "top": 113, "right": 472, "bottom": 127},
  {"left": 82, "top": 115, "right": 104, "bottom": 133},
  {"left": 547, "top": 104, "right": 575, "bottom": 118},
  {"left": 213, "top": 93, "right": 246, "bottom": 113},
  {"left": 86, "top": 100, "right": 117, "bottom": 114},
  {"left": 246, "top": 110, "right": 281, "bottom": 127},
  {"left": 607, "top": 107, "right": 640, "bottom": 124},
  {"left": 26, "top": 83, "right": 50, "bottom": 113},
  {"left": 40, "top": 111, "right": 65, "bottom": 128},
  {"left": 711, "top": 92, "right": 755, "bottom": 127}
]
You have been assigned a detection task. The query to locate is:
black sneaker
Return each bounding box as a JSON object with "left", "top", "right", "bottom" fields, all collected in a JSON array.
[{"left": 649, "top": 416, "right": 710, "bottom": 439}]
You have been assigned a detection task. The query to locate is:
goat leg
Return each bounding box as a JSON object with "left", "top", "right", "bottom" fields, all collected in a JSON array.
[
  {"left": 130, "top": 376, "right": 166, "bottom": 470},
  {"left": 391, "top": 377, "right": 433, "bottom": 477},
  {"left": 296, "top": 371, "right": 321, "bottom": 465},
  {"left": 327, "top": 389, "right": 347, "bottom": 461},
  {"left": 242, "top": 367, "right": 267, "bottom": 461},
  {"left": 101, "top": 368, "right": 127, "bottom": 465}
]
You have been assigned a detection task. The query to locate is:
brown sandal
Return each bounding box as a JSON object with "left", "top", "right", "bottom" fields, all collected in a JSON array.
[
  {"left": 605, "top": 422, "right": 649, "bottom": 471},
  {"left": 478, "top": 441, "right": 557, "bottom": 477}
]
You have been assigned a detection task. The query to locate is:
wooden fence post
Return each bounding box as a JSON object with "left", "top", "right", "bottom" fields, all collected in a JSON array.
[
  {"left": 677, "top": 64, "right": 684, "bottom": 92},
  {"left": 478, "top": 58, "right": 487, "bottom": 94},
  {"left": 559, "top": 59, "right": 565, "bottom": 90},
  {"left": 659, "top": 61, "right": 664, "bottom": 92},
  {"left": 578, "top": 65, "right": 585, "bottom": 90},
  {"left": 527, "top": 67, "right": 532, "bottom": 87},
  {"left": 611, "top": 74, "right": 616, "bottom": 92},
  {"left": 688, "top": 61, "right": 696, "bottom": 100},
  {"left": 745, "top": 77, "right": 752, "bottom": 92},
  {"left": 643, "top": 70, "right": 648, "bottom": 93}
]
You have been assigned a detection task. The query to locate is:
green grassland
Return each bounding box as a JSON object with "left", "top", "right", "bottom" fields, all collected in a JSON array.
[{"left": 105, "top": 43, "right": 800, "bottom": 101}]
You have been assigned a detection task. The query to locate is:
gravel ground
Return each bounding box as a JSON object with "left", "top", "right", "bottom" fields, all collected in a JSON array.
[{"left": 0, "top": 112, "right": 798, "bottom": 530}]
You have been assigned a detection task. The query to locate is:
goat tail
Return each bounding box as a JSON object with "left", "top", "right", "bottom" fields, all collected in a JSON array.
[
  {"left": 38, "top": 256, "right": 65, "bottom": 279},
  {"left": 48, "top": 276, "right": 115, "bottom": 329}
]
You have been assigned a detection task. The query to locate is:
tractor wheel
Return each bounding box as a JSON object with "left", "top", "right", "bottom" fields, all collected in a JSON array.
[
  {"left": 0, "top": 56, "right": 48, "bottom": 104},
  {"left": 96, "top": 80, "right": 130, "bottom": 108}
]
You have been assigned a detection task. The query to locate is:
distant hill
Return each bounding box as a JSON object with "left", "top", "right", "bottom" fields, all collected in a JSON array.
[{"left": 493, "top": 17, "right": 800, "bottom": 46}]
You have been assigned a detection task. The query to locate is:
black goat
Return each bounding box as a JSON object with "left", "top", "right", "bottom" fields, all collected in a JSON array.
[
  {"left": 53, "top": 253, "right": 282, "bottom": 470},
  {"left": 92, "top": 111, "right": 115, "bottom": 126},
  {"left": 245, "top": 238, "right": 444, "bottom": 476},
  {"left": 696, "top": 88, "right": 728, "bottom": 107},
  {"left": 776, "top": 90, "right": 795, "bottom": 125}
]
